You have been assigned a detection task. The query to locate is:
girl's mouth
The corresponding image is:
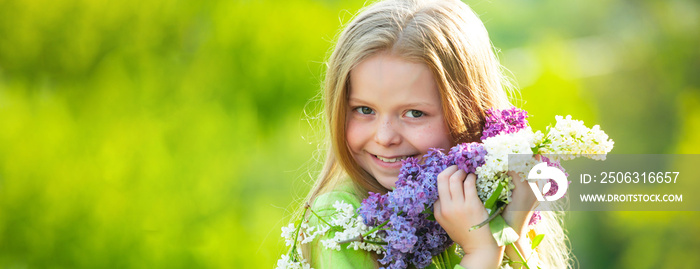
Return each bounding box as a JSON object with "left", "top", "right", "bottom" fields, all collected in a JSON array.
[{"left": 374, "top": 155, "right": 412, "bottom": 163}]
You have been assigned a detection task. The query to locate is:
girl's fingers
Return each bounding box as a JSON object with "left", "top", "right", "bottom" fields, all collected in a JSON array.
[
  {"left": 507, "top": 170, "right": 538, "bottom": 210},
  {"left": 437, "top": 165, "right": 458, "bottom": 201},
  {"left": 449, "top": 169, "right": 467, "bottom": 203},
  {"left": 462, "top": 173, "right": 478, "bottom": 204},
  {"left": 433, "top": 200, "right": 442, "bottom": 220}
]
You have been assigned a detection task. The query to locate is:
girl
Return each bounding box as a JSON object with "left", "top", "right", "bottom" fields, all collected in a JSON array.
[{"left": 295, "top": 0, "right": 570, "bottom": 268}]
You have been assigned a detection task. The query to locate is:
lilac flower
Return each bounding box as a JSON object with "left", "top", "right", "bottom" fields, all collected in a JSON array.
[
  {"left": 481, "top": 107, "right": 529, "bottom": 140},
  {"left": 358, "top": 192, "right": 391, "bottom": 227},
  {"left": 414, "top": 217, "right": 451, "bottom": 257},
  {"left": 418, "top": 171, "right": 440, "bottom": 203},
  {"left": 399, "top": 157, "right": 422, "bottom": 180},
  {"left": 410, "top": 248, "right": 433, "bottom": 268},
  {"left": 423, "top": 148, "right": 450, "bottom": 169},
  {"left": 388, "top": 180, "right": 428, "bottom": 216},
  {"left": 392, "top": 259, "right": 407, "bottom": 269},
  {"left": 528, "top": 211, "right": 542, "bottom": 226},
  {"left": 448, "top": 142, "right": 487, "bottom": 173},
  {"left": 386, "top": 215, "right": 418, "bottom": 253}
]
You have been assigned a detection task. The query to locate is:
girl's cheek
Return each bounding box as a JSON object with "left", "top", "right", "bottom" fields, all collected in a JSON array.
[
  {"left": 346, "top": 119, "right": 370, "bottom": 148},
  {"left": 415, "top": 122, "right": 452, "bottom": 150}
]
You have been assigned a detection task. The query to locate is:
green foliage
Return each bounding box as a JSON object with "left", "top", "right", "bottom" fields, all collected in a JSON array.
[
  {"left": 484, "top": 181, "right": 504, "bottom": 211},
  {"left": 0, "top": 0, "right": 698, "bottom": 268},
  {"left": 489, "top": 215, "right": 519, "bottom": 247},
  {"left": 531, "top": 234, "right": 544, "bottom": 250}
]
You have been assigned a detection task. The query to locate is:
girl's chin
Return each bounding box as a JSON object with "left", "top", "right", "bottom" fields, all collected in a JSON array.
[{"left": 375, "top": 175, "right": 398, "bottom": 189}]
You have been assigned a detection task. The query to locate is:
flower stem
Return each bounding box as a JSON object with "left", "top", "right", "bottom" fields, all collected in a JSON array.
[
  {"left": 288, "top": 204, "right": 310, "bottom": 261},
  {"left": 434, "top": 251, "right": 445, "bottom": 269},
  {"left": 362, "top": 239, "right": 388, "bottom": 245},
  {"left": 509, "top": 242, "right": 532, "bottom": 269},
  {"left": 362, "top": 218, "right": 390, "bottom": 237},
  {"left": 337, "top": 219, "right": 391, "bottom": 245},
  {"left": 337, "top": 235, "right": 388, "bottom": 245},
  {"left": 442, "top": 248, "right": 451, "bottom": 267},
  {"left": 308, "top": 207, "right": 341, "bottom": 231}
]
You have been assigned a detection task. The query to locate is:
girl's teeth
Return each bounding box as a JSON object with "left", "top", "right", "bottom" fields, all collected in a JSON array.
[{"left": 376, "top": 155, "right": 409, "bottom": 163}]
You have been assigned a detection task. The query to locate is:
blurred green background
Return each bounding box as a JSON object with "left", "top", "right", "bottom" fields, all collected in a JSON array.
[{"left": 0, "top": 0, "right": 698, "bottom": 268}]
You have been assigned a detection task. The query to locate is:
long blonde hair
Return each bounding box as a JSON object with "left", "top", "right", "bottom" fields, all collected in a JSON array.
[{"left": 299, "top": 0, "right": 571, "bottom": 267}]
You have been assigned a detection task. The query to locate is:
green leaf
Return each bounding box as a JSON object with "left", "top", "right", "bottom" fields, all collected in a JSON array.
[
  {"left": 422, "top": 208, "right": 436, "bottom": 221},
  {"left": 484, "top": 182, "right": 504, "bottom": 210},
  {"left": 531, "top": 234, "right": 545, "bottom": 250},
  {"left": 489, "top": 215, "right": 520, "bottom": 246}
]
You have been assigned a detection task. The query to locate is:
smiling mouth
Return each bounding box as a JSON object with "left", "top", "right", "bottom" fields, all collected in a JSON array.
[{"left": 374, "top": 155, "right": 413, "bottom": 163}]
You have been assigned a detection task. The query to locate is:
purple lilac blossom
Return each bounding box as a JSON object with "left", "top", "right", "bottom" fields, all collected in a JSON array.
[
  {"left": 528, "top": 211, "right": 542, "bottom": 226},
  {"left": 388, "top": 180, "right": 428, "bottom": 216},
  {"left": 448, "top": 142, "right": 487, "bottom": 173},
  {"left": 358, "top": 192, "right": 391, "bottom": 227},
  {"left": 481, "top": 107, "right": 529, "bottom": 141},
  {"left": 385, "top": 215, "right": 418, "bottom": 253}
]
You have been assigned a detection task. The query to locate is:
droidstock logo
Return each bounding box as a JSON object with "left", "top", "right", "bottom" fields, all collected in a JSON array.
[{"left": 527, "top": 162, "right": 569, "bottom": 202}]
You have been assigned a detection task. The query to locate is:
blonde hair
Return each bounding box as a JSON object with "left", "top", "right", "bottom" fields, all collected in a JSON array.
[{"left": 299, "top": 0, "right": 571, "bottom": 267}]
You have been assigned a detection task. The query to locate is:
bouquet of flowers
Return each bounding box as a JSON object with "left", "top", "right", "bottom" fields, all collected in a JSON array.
[{"left": 276, "top": 108, "right": 614, "bottom": 269}]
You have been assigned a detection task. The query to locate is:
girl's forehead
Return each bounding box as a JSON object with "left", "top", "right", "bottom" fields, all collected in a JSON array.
[{"left": 348, "top": 54, "right": 442, "bottom": 110}]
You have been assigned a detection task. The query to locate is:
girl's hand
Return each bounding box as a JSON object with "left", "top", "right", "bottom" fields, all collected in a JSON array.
[
  {"left": 434, "top": 165, "right": 503, "bottom": 269},
  {"left": 502, "top": 168, "right": 539, "bottom": 235}
]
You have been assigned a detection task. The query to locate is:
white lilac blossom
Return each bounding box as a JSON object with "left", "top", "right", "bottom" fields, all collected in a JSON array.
[
  {"left": 275, "top": 254, "right": 311, "bottom": 269},
  {"left": 539, "top": 115, "right": 614, "bottom": 160},
  {"left": 280, "top": 220, "right": 329, "bottom": 248},
  {"left": 320, "top": 201, "right": 384, "bottom": 254},
  {"left": 477, "top": 127, "right": 541, "bottom": 202},
  {"left": 276, "top": 200, "right": 383, "bottom": 269},
  {"left": 281, "top": 223, "right": 297, "bottom": 246}
]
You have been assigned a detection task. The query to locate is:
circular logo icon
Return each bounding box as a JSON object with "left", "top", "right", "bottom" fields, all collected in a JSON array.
[{"left": 527, "top": 162, "right": 568, "bottom": 202}]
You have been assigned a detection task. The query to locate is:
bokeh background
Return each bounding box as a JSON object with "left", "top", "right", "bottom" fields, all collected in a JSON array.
[{"left": 1, "top": 0, "right": 699, "bottom": 268}]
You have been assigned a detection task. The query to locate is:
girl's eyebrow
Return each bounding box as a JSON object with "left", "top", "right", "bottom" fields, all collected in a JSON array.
[
  {"left": 401, "top": 102, "right": 434, "bottom": 108},
  {"left": 348, "top": 97, "right": 371, "bottom": 105},
  {"left": 348, "top": 98, "right": 436, "bottom": 108}
]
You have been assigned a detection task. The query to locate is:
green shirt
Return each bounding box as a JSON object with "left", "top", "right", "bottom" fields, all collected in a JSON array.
[{"left": 308, "top": 183, "right": 466, "bottom": 269}]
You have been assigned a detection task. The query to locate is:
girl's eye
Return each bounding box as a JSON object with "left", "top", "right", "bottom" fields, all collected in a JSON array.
[
  {"left": 405, "top": 110, "right": 424, "bottom": 118},
  {"left": 355, "top": 106, "right": 374, "bottom": 115}
]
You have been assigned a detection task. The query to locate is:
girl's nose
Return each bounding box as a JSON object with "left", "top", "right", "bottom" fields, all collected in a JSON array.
[{"left": 374, "top": 118, "right": 401, "bottom": 146}]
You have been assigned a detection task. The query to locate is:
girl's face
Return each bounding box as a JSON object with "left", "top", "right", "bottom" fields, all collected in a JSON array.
[{"left": 346, "top": 53, "right": 452, "bottom": 190}]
